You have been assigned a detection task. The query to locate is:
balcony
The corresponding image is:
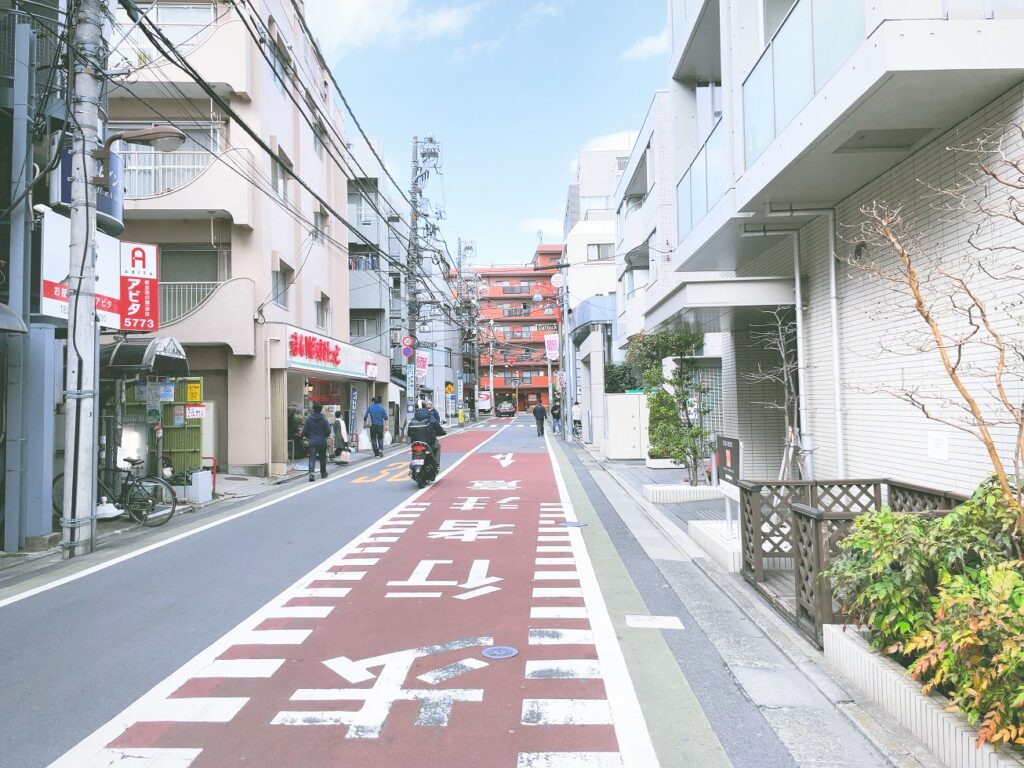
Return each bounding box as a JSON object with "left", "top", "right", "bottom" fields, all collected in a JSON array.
[
  {"left": 480, "top": 306, "right": 561, "bottom": 322},
  {"left": 676, "top": 118, "right": 729, "bottom": 244},
  {"left": 160, "top": 282, "right": 221, "bottom": 326},
  {"left": 110, "top": 11, "right": 251, "bottom": 99},
  {"left": 733, "top": 0, "right": 1024, "bottom": 226},
  {"left": 349, "top": 269, "right": 388, "bottom": 310},
  {"left": 615, "top": 291, "right": 646, "bottom": 350},
  {"left": 480, "top": 283, "right": 558, "bottom": 299},
  {"left": 123, "top": 147, "right": 255, "bottom": 229},
  {"left": 570, "top": 295, "right": 616, "bottom": 345},
  {"left": 644, "top": 275, "right": 795, "bottom": 334},
  {"left": 158, "top": 278, "right": 255, "bottom": 356}
]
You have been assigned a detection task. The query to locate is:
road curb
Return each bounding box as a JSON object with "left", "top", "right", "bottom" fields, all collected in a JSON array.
[{"left": 588, "top": 449, "right": 937, "bottom": 768}]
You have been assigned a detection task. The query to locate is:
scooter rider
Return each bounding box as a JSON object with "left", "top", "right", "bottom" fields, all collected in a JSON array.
[{"left": 411, "top": 400, "right": 445, "bottom": 463}]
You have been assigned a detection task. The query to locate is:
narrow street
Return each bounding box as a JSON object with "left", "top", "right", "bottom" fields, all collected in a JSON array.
[{"left": 0, "top": 417, "right": 893, "bottom": 768}]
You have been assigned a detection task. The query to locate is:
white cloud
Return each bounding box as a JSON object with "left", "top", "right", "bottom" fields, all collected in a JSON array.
[
  {"left": 306, "top": 0, "right": 490, "bottom": 58},
  {"left": 519, "top": 1, "right": 562, "bottom": 29},
  {"left": 620, "top": 28, "right": 669, "bottom": 60},
  {"left": 450, "top": 36, "right": 504, "bottom": 64},
  {"left": 522, "top": 217, "right": 564, "bottom": 243},
  {"left": 582, "top": 130, "right": 638, "bottom": 153}
]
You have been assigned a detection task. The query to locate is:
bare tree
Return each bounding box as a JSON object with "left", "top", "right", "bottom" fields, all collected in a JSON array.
[
  {"left": 742, "top": 307, "right": 809, "bottom": 480},
  {"left": 848, "top": 169, "right": 1024, "bottom": 531}
]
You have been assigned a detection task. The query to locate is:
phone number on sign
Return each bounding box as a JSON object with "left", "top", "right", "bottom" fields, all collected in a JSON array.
[{"left": 121, "top": 318, "right": 157, "bottom": 330}]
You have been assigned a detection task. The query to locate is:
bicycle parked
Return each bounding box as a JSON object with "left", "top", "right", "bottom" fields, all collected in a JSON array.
[{"left": 52, "top": 458, "right": 177, "bottom": 528}]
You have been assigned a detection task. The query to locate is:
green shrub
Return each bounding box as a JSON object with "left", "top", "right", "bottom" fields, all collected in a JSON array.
[{"left": 826, "top": 475, "right": 1023, "bottom": 749}]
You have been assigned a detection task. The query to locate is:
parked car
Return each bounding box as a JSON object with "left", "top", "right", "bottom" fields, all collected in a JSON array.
[{"left": 497, "top": 401, "right": 516, "bottom": 417}]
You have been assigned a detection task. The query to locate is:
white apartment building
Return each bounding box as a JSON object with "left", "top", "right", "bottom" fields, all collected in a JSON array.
[
  {"left": 109, "top": 0, "right": 390, "bottom": 475},
  {"left": 640, "top": 0, "right": 1024, "bottom": 487},
  {"left": 563, "top": 146, "right": 630, "bottom": 445}
]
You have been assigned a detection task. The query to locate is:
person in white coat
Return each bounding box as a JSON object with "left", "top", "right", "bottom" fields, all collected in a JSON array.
[
  {"left": 571, "top": 401, "right": 582, "bottom": 436},
  {"left": 331, "top": 409, "right": 350, "bottom": 464}
]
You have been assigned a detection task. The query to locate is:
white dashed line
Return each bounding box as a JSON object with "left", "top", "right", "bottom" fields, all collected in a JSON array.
[
  {"left": 532, "top": 587, "right": 584, "bottom": 598},
  {"left": 530, "top": 606, "right": 588, "bottom": 619},
  {"left": 528, "top": 629, "right": 595, "bottom": 645},
  {"left": 192, "top": 659, "right": 285, "bottom": 679},
  {"left": 234, "top": 629, "right": 312, "bottom": 646},
  {"left": 134, "top": 697, "right": 249, "bottom": 723},
  {"left": 521, "top": 698, "right": 613, "bottom": 726},
  {"left": 524, "top": 660, "right": 602, "bottom": 680}
]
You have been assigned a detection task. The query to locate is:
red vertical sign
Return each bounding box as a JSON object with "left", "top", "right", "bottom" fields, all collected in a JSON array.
[{"left": 119, "top": 241, "right": 160, "bottom": 331}]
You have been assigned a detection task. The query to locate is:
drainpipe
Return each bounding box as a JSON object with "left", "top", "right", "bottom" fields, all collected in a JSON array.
[
  {"left": 765, "top": 206, "right": 845, "bottom": 477},
  {"left": 265, "top": 337, "right": 280, "bottom": 477},
  {"left": 740, "top": 228, "right": 813, "bottom": 479}
]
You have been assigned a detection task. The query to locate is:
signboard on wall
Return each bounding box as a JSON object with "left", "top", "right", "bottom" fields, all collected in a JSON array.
[
  {"left": 285, "top": 325, "right": 385, "bottom": 381},
  {"left": 119, "top": 241, "right": 160, "bottom": 331},
  {"left": 717, "top": 436, "right": 742, "bottom": 485},
  {"left": 348, "top": 388, "right": 359, "bottom": 440}
]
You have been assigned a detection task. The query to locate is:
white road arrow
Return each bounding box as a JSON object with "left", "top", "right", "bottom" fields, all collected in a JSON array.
[
  {"left": 456, "top": 560, "right": 503, "bottom": 600},
  {"left": 492, "top": 452, "right": 515, "bottom": 468}
]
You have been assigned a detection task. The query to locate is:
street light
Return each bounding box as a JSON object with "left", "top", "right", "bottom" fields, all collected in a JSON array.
[{"left": 92, "top": 125, "right": 187, "bottom": 188}]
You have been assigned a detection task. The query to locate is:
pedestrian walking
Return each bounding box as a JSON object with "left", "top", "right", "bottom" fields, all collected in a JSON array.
[
  {"left": 364, "top": 396, "right": 389, "bottom": 457},
  {"left": 550, "top": 401, "right": 562, "bottom": 435},
  {"left": 533, "top": 402, "right": 547, "bottom": 436},
  {"left": 571, "top": 400, "right": 582, "bottom": 437},
  {"left": 302, "top": 403, "right": 331, "bottom": 481},
  {"left": 331, "top": 409, "right": 350, "bottom": 464},
  {"left": 426, "top": 399, "right": 441, "bottom": 424}
]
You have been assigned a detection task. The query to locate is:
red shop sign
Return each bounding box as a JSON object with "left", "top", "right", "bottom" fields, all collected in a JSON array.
[{"left": 289, "top": 331, "right": 342, "bottom": 367}]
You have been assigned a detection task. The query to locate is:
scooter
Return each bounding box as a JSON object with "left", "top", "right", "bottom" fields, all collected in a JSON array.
[{"left": 409, "top": 440, "right": 439, "bottom": 488}]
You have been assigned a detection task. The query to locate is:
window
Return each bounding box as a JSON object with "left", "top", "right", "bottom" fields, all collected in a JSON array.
[
  {"left": 313, "top": 130, "right": 324, "bottom": 159},
  {"left": 521, "top": 370, "right": 534, "bottom": 384},
  {"left": 313, "top": 209, "right": 328, "bottom": 242},
  {"left": 112, "top": 2, "right": 216, "bottom": 65},
  {"left": 445, "top": 348, "right": 452, "bottom": 367},
  {"left": 268, "top": 37, "right": 288, "bottom": 93},
  {"left": 271, "top": 157, "right": 288, "bottom": 200},
  {"left": 543, "top": 306, "right": 554, "bottom": 316},
  {"left": 271, "top": 263, "right": 293, "bottom": 308},
  {"left": 113, "top": 121, "right": 220, "bottom": 197},
  {"left": 349, "top": 251, "right": 380, "bottom": 270},
  {"left": 315, "top": 294, "right": 330, "bottom": 329},
  {"left": 587, "top": 243, "right": 614, "bottom": 261},
  {"left": 616, "top": 156, "right": 629, "bottom": 171},
  {"left": 348, "top": 191, "right": 376, "bottom": 226},
  {"left": 350, "top": 316, "right": 377, "bottom": 337},
  {"left": 580, "top": 196, "right": 608, "bottom": 213}
]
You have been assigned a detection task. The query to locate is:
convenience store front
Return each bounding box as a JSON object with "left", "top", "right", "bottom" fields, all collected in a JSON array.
[{"left": 280, "top": 326, "right": 389, "bottom": 460}]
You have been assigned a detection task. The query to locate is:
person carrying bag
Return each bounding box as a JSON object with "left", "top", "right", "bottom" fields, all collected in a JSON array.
[{"left": 332, "top": 410, "right": 350, "bottom": 465}]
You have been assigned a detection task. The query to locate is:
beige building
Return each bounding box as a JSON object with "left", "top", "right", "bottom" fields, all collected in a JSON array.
[{"left": 109, "top": 0, "right": 389, "bottom": 475}]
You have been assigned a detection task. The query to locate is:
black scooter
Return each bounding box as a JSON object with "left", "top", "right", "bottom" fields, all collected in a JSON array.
[{"left": 409, "top": 439, "right": 439, "bottom": 488}]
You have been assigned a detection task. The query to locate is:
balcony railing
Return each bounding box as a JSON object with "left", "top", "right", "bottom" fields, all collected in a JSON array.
[
  {"left": 676, "top": 117, "right": 729, "bottom": 243},
  {"left": 122, "top": 150, "right": 214, "bottom": 198},
  {"left": 160, "top": 281, "right": 221, "bottom": 325},
  {"left": 743, "top": 0, "right": 866, "bottom": 167}
]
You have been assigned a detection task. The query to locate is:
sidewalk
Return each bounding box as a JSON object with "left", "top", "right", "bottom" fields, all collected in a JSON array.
[
  {"left": 565, "top": 439, "right": 944, "bottom": 768},
  {"left": 0, "top": 420, "right": 482, "bottom": 576}
]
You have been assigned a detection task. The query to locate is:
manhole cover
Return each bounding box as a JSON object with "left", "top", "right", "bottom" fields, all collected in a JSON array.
[
  {"left": 558, "top": 521, "right": 586, "bottom": 527},
  {"left": 482, "top": 646, "right": 518, "bottom": 660},
  {"left": 223, "top": 476, "right": 250, "bottom": 481}
]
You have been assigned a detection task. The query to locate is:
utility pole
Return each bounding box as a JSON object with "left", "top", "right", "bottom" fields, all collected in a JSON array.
[
  {"left": 488, "top": 319, "right": 495, "bottom": 414},
  {"left": 62, "top": 0, "right": 105, "bottom": 557},
  {"left": 407, "top": 136, "right": 422, "bottom": 408}
]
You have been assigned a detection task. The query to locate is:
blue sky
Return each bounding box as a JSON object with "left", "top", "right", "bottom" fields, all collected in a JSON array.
[{"left": 306, "top": 1, "right": 667, "bottom": 265}]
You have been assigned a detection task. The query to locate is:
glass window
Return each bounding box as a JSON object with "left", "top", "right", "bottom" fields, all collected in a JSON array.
[
  {"left": 315, "top": 295, "right": 330, "bottom": 329},
  {"left": 313, "top": 210, "right": 327, "bottom": 242},
  {"left": 690, "top": 148, "right": 708, "bottom": 225},
  {"left": 313, "top": 130, "right": 324, "bottom": 159},
  {"left": 268, "top": 38, "right": 287, "bottom": 93},
  {"left": 677, "top": 172, "right": 692, "bottom": 244},
  {"left": 705, "top": 121, "right": 728, "bottom": 208},
  {"left": 811, "top": 0, "right": 864, "bottom": 89},
  {"left": 772, "top": 0, "right": 814, "bottom": 134},
  {"left": 271, "top": 158, "right": 287, "bottom": 200},
  {"left": 743, "top": 50, "right": 775, "bottom": 166},
  {"left": 586, "top": 243, "right": 614, "bottom": 261},
  {"left": 271, "top": 263, "right": 293, "bottom": 308}
]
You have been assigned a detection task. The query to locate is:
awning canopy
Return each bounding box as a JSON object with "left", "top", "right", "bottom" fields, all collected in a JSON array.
[{"left": 100, "top": 337, "right": 190, "bottom": 379}]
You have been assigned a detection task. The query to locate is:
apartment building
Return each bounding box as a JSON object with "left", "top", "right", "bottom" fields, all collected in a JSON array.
[
  {"left": 478, "top": 246, "right": 564, "bottom": 411},
  {"left": 641, "top": 0, "right": 1024, "bottom": 486},
  {"left": 108, "top": 0, "right": 390, "bottom": 475}
]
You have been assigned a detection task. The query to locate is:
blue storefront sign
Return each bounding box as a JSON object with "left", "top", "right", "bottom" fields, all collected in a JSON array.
[
  {"left": 348, "top": 388, "right": 359, "bottom": 441},
  {"left": 52, "top": 146, "right": 125, "bottom": 235}
]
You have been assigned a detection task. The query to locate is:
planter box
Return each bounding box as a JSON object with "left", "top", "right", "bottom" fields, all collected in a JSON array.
[
  {"left": 642, "top": 484, "right": 724, "bottom": 503},
  {"left": 688, "top": 520, "right": 741, "bottom": 571},
  {"left": 824, "top": 624, "right": 1024, "bottom": 768},
  {"left": 645, "top": 457, "right": 678, "bottom": 470}
]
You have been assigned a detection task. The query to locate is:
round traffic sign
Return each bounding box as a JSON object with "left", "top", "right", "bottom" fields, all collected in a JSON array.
[
  {"left": 550, "top": 273, "right": 564, "bottom": 288},
  {"left": 401, "top": 335, "right": 414, "bottom": 348},
  {"left": 508, "top": 357, "right": 516, "bottom": 365},
  {"left": 406, "top": 403, "right": 416, "bottom": 413},
  {"left": 402, "top": 346, "right": 414, "bottom": 358}
]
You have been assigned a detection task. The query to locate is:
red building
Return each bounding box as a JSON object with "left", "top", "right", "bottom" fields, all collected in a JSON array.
[{"left": 478, "top": 245, "right": 563, "bottom": 411}]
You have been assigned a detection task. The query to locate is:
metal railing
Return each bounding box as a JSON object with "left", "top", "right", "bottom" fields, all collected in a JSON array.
[
  {"left": 738, "top": 478, "right": 967, "bottom": 645},
  {"left": 160, "top": 282, "right": 221, "bottom": 325},
  {"left": 121, "top": 150, "right": 213, "bottom": 198}
]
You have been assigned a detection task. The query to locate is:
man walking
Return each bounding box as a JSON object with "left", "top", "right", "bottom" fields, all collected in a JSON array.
[
  {"left": 301, "top": 403, "right": 331, "bottom": 481},
  {"left": 533, "top": 401, "right": 547, "bottom": 437},
  {"left": 364, "top": 396, "right": 389, "bottom": 457},
  {"left": 550, "top": 400, "right": 562, "bottom": 435}
]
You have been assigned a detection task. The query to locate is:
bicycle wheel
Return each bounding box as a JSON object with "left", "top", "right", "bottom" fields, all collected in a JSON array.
[
  {"left": 126, "top": 476, "right": 177, "bottom": 527},
  {"left": 52, "top": 473, "right": 64, "bottom": 527}
]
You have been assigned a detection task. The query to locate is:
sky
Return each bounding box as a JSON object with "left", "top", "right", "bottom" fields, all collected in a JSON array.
[{"left": 305, "top": 0, "right": 668, "bottom": 266}]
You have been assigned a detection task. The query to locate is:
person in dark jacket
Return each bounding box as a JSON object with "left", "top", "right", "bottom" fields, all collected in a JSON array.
[
  {"left": 425, "top": 399, "right": 441, "bottom": 424},
  {"left": 533, "top": 402, "right": 547, "bottom": 436},
  {"left": 410, "top": 402, "right": 445, "bottom": 462},
  {"left": 302, "top": 402, "right": 331, "bottom": 481},
  {"left": 550, "top": 401, "right": 562, "bottom": 435}
]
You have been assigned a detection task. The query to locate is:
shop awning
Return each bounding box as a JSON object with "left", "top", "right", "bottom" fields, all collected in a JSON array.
[{"left": 100, "top": 337, "right": 190, "bottom": 379}]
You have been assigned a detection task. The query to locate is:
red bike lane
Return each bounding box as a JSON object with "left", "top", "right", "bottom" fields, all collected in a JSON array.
[{"left": 53, "top": 425, "right": 656, "bottom": 768}]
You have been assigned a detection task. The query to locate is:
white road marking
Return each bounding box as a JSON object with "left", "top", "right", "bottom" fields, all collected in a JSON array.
[
  {"left": 453, "top": 585, "right": 502, "bottom": 600},
  {"left": 528, "top": 629, "right": 595, "bottom": 645},
  {"left": 543, "top": 434, "right": 660, "bottom": 767},
  {"left": 366, "top": 537, "right": 399, "bottom": 543},
  {"left": 532, "top": 587, "right": 584, "bottom": 598},
  {"left": 134, "top": 697, "right": 249, "bottom": 723},
  {"left": 265, "top": 605, "right": 334, "bottom": 618},
  {"left": 539, "top": 526, "right": 569, "bottom": 533},
  {"left": 530, "top": 606, "right": 589, "bottom": 619},
  {"left": 47, "top": 423, "right": 514, "bottom": 767},
  {"left": 517, "top": 752, "right": 623, "bottom": 768},
  {"left": 521, "top": 698, "right": 613, "bottom": 726},
  {"left": 534, "top": 571, "right": 581, "bottom": 581},
  {"left": 292, "top": 588, "right": 352, "bottom": 599},
  {"left": 235, "top": 629, "right": 312, "bottom": 645},
  {"left": 540, "top": 513, "right": 567, "bottom": 519},
  {"left": 524, "top": 660, "right": 602, "bottom": 680},
  {"left": 538, "top": 535, "right": 572, "bottom": 542},
  {"left": 624, "top": 615, "right": 685, "bottom": 630},
  {"left": 375, "top": 528, "right": 409, "bottom": 535},
  {"left": 85, "top": 748, "right": 203, "bottom": 767},
  {"left": 536, "top": 558, "right": 576, "bottom": 565},
  {"left": 385, "top": 592, "right": 444, "bottom": 598},
  {"left": 537, "top": 545, "right": 574, "bottom": 553},
  {"left": 333, "top": 558, "right": 379, "bottom": 566},
  {"left": 313, "top": 571, "right": 366, "bottom": 581},
  {"left": 193, "top": 659, "right": 285, "bottom": 679},
  {"left": 415, "top": 657, "right": 489, "bottom": 684},
  {"left": 351, "top": 547, "right": 389, "bottom": 554}
]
